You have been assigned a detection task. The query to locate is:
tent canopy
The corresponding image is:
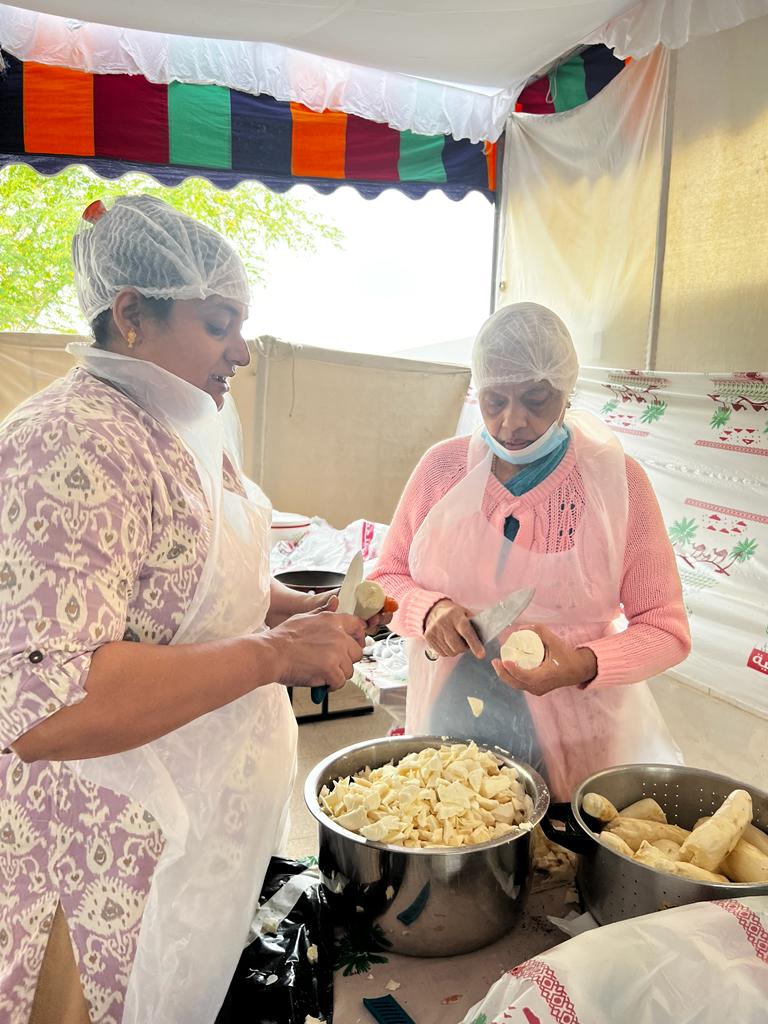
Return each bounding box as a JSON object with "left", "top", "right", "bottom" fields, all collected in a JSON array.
[{"left": 4, "top": 1, "right": 768, "bottom": 141}]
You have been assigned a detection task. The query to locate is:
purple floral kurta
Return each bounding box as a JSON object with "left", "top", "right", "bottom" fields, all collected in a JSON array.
[{"left": 0, "top": 367, "right": 245, "bottom": 1023}]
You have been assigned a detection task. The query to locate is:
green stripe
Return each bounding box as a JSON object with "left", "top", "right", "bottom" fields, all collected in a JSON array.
[
  {"left": 398, "top": 131, "right": 446, "bottom": 182},
  {"left": 168, "top": 83, "right": 231, "bottom": 169},
  {"left": 549, "top": 57, "right": 588, "bottom": 113}
]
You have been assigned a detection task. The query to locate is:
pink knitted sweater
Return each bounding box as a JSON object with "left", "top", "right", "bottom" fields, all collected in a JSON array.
[{"left": 370, "top": 435, "right": 691, "bottom": 687}]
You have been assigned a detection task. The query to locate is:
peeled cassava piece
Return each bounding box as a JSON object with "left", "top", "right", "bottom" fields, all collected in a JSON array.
[
  {"left": 650, "top": 839, "right": 681, "bottom": 859},
  {"left": 598, "top": 831, "right": 633, "bottom": 857},
  {"left": 679, "top": 790, "right": 752, "bottom": 872},
  {"left": 634, "top": 841, "right": 729, "bottom": 884},
  {"left": 604, "top": 818, "right": 689, "bottom": 853},
  {"left": 721, "top": 840, "right": 768, "bottom": 884},
  {"left": 582, "top": 792, "right": 619, "bottom": 823},
  {"left": 353, "top": 580, "right": 398, "bottom": 619},
  {"left": 500, "top": 629, "right": 545, "bottom": 670},
  {"left": 618, "top": 798, "right": 667, "bottom": 824}
]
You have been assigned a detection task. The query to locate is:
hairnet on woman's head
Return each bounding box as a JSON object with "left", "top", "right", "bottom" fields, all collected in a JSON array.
[
  {"left": 72, "top": 195, "right": 251, "bottom": 322},
  {"left": 471, "top": 302, "right": 579, "bottom": 395}
]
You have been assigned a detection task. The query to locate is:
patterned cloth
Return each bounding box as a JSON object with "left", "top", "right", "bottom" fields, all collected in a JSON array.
[{"left": 0, "top": 367, "right": 243, "bottom": 1023}]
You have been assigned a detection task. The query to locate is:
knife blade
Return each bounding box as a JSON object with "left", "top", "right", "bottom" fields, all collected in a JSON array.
[
  {"left": 469, "top": 586, "right": 536, "bottom": 646},
  {"left": 425, "top": 586, "right": 535, "bottom": 661},
  {"left": 311, "top": 550, "right": 365, "bottom": 704}
]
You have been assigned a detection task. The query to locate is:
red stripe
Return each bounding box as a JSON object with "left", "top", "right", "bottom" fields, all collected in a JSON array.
[
  {"left": 344, "top": 115, "right": 399, "bottom": 180},
  {"left": 94, "top": 74, "right": 169, "bottom": 163}
]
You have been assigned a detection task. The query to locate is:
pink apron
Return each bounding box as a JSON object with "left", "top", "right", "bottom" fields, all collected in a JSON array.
[{"left": 406, "top": 411, "right": 681, "bottom": 800}]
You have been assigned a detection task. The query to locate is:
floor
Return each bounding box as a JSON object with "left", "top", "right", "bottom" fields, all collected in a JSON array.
[{"left": 285, "top": 685, "right": 393, "bottom": 860}]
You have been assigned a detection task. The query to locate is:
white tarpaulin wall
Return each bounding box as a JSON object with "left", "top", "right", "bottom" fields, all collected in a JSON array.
[
  {"left": 232, "top": 337, "right": 471, "bottom": 527},
  {"left": 0, "top": 333, "right": 471, "bottom": 528},
  {"left": 576, "top": 369, "right": 768, "bottom": 718}
]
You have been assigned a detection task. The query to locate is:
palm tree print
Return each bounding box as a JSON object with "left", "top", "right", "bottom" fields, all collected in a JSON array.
[
  {"left": 731, "top": 538, "right": 758, "bottom": 563},
  {"left": 601, "top": 398, "right": 619, "bottom": 415},
  {"left": 640, "top": 400, "right": 667, "bottom": 424},
  {"left": 710, "top": 407, "right": 731, "bottom": 429},
  {"left": 669, "top": 518, "right": 698, "bottom": 546},
  {"left": 670, "top": 516, "right": 758, "bottom": 575}
]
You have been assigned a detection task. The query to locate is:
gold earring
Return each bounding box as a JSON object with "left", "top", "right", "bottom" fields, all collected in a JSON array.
[{"left": 126, "top": 329, "right": 137, "bottom": 349}]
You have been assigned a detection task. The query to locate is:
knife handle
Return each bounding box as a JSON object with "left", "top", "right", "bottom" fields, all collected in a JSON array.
[{"left": 311, "top": 685, "right": 329, "bottom": 704}]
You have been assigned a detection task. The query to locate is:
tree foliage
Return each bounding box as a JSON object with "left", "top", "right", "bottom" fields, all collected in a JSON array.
[{"left": 0, "top": 165, "right": 341, "bottom": 333}]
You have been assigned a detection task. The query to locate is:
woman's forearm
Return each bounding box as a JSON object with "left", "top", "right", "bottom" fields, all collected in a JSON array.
[
  {"left": 266, "top": 579, "right": 320, "bottom": 627},
  {"left": 11, "top": 634, "right": 283, "bottom": 763}
]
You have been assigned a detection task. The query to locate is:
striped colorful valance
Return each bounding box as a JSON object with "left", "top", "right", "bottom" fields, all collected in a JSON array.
[
  {"left": 0, "top": 51, "right": 496, "bottom": 201},
  {"left": 516, "top": 44, "right": 627, "bottom": 115}
]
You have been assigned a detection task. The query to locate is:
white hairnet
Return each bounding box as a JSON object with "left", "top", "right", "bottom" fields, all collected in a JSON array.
[
  {"left": 471, "top": 302, "right": 579, "bottom": 395},
  {"left": 72, "top": 195, "right": 250, "bottom": 322}
]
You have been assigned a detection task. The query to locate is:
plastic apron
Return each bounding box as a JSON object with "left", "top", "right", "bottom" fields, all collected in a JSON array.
[
  {"left": 406, "top": 410, "right": 681, "bottom": 801},
  {"left": 65, "top": 345, "right": 298, "bottom": 1024}
]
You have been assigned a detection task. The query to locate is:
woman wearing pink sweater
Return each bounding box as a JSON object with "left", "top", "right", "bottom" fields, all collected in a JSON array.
[{"left": 370, "top": 303, "right": 691, "bottom": 799}]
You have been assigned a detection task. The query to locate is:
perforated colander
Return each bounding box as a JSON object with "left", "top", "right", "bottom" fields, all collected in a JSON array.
[{"left": 542, "top": 763, "right": 768, "bottom": 924}]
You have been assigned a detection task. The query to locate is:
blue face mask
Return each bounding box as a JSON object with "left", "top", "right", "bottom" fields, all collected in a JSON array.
[{"left": 481, "top": 418, "right": 568, "bottom": 465}]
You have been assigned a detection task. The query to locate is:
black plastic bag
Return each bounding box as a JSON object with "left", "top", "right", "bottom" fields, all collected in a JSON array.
[{"left": 215, "top": 857, "right": 334, "bottom": 1024}]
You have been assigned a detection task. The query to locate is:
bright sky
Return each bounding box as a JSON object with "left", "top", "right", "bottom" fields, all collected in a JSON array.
[{"left": 248, "top": 184, "right": 494, "bottom": 358}]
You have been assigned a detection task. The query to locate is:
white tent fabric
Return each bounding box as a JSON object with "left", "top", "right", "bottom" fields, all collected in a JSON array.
[
  {"left": 495, "top": 11, "right": 768, "bottom": 370},
  {"left": 497, "top": 48, "right": 669, "bottom": 369},
  {"left": 3, "top": 0, "right": 768, "bottom": 141}
]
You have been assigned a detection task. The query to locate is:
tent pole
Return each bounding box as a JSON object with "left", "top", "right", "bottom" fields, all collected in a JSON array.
[
  {"left": 489, "top": 135, "right": 505, "bottom": 314},
  {"left": 645, "top": 48, "right": 678, "bottom": 371}
]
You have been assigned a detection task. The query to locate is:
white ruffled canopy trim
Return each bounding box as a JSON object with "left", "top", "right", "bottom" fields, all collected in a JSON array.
[{"left": 2, "top": 1, "right": 767, "bottom": 143}]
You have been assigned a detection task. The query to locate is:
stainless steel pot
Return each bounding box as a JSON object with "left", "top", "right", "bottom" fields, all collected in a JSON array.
[
  {"left": 304, "top": 735, "right": 549, "bottom": 957},
  {"left": 541, "top": 763, "right": 768, "bottom": 925}
]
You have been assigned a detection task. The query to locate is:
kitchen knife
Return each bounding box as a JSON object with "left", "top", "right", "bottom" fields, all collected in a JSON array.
[
  {"left": 425, "top": 585, "right": 536, "bottom": 661},
  {"left": 311, "top": 550, "right": 365, "bottom": 704}
]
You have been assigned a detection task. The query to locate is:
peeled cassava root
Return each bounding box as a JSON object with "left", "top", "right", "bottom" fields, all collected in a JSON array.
[
  {"left": 604, "top": 818, "right": 689, "bottom": 853},
  {"left": 583, "top": 786, "right": 768, "bottom": 884},
  {"left": 679, "top": 790, "right": 752, "bottom": 872},
  {"left": 694, "top": 815, "right": 768, "bottom": 883},
  {"left": 500, "top": 629, "right": 545, "bottom": 670},
  {"left": 353, "top": 580, "right": 398, "bottom": 619},
  {"left": 633, "top": 841, "right": 729, "bottom": 884}
]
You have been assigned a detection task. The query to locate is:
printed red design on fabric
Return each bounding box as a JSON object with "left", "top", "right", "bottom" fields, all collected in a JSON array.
[
  {"left": 506, "top": 960, "right": 580, "bottom": 1023},
  {"left": 747, "top": 648, "right": 768, "bottom": 675},
  {"left": 361, "top": 520, "right": 375, "bottom": 560},
  {"left": 713, "top": 900, "right": 768, "bottom": 964}
]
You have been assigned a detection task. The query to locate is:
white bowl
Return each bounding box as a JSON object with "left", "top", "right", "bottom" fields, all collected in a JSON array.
[{"left": 270, "top": 511, "right": 312, "bottom": 547}]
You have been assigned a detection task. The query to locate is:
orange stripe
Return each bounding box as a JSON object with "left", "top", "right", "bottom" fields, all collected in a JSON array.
[
  {"left": 290, "top": 103, "right": 347, "bottom": 179},
  {"left": 23, "top": 63, "right": 94, "bottom": 156},
  {"left": 484, "top": 141, "right": 497, "bottom": 192}
]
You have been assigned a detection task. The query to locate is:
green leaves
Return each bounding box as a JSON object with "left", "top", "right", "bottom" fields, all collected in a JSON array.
[
  {"left": 668, "top": 517, "right": 698, "bottom": 546},
  {"left": 0, "top": 165, "right": 341, "bottom": 333},
  {"left": 710, "top": 406, "right": 731, "bottom": 429},
  {"left": 731, "top": 538, "right": 757, "bottom": 563},
  {"left": 333, "top": 920, "right": 391, "bottom": 976},
  {"left": 639, "top": 400, "right": 666, "bottom": 424}
]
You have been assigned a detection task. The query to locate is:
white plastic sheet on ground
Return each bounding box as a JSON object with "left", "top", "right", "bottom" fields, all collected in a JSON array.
[{"left": 460, "top": 897, "right": 768, "bottom": 1024}]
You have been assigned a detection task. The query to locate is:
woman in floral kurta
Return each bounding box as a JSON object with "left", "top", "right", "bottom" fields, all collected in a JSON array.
[{"left": 0, "top": 197, "right": 373, "bottom": 1023}]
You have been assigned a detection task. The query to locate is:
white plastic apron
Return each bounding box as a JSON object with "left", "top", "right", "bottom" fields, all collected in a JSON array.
[
  {"left": 65, "top": 345, "right": 297, "bottom": 1024},
  {"left": 406, "top": 411, "right": 681, "bottom": 800}
]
